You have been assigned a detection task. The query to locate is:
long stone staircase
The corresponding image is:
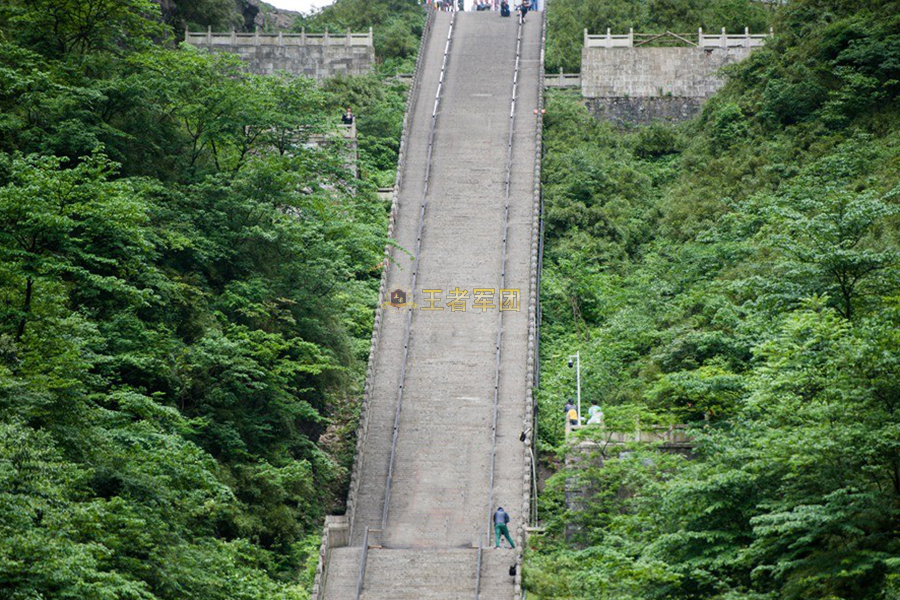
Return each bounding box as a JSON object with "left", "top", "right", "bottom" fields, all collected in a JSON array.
[{"left": 318, "top": 8, "right": 544, "bottom": 599}]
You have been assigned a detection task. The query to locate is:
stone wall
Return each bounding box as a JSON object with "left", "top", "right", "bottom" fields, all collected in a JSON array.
[
  {"left": 581, "top": 45, "right": 755, "bottom": 124},
  {"left": 186, "top": 30, "right": 374, "bottom": 80},
  {"left": 581, "top": 46, "right": 752, "bottom": 98}
]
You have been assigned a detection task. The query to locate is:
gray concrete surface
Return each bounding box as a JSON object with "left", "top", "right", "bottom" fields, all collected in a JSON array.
[{"left": 321, "top": 8, "right": 542, "bottom": 600}]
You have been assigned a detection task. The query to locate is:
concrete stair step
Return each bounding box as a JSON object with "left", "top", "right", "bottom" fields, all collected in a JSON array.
[
  {"left": 322, "top": 547, "right": 364, "bottom": 600},
  {"left": 360, "top": 548, "right": 477, "bottom": 600},
  {"left": 478, "top": 548, "right": 518, "bottom": 596}
]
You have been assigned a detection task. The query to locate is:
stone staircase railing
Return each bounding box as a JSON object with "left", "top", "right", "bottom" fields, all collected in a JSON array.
[
  {"left": 310, "top": 516, "right": 349, "bottom": 600},
  {"left": 515, "top": 9, "right": 546, "bottom": 600},
  {"left": 309, "top": 9, "right": 435, "bottom": 600}
]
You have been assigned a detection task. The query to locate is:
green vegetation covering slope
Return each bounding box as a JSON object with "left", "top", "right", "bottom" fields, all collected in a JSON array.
[
  {"left": 0, "top": 0, "right": 421, "bottom": 598},
  {"left": 529, "top": 0, "right": 900, "bottom": 598}
]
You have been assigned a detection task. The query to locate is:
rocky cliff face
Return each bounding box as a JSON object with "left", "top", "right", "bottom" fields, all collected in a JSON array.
[
  {"left": 156, "top": 0, "right": 299, "bottom": 33},
  {"left": 235, "top": 0, "right": 300, "bottom": 31}
]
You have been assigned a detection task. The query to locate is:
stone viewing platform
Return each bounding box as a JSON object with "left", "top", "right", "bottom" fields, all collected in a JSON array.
[
  {"left": 185, "top": 26, "right": 375, "bottom": 79},
  {"left": 578, "top": 27, "right": 772, "bottom": 124}
]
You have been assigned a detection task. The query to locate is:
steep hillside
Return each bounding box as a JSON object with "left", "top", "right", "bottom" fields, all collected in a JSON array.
[
  {"left": 529, "top": 0, "right": 900, "bottom": 598},
  {"left": 0, "top": 0, "right": 416, "bottom": 598}
]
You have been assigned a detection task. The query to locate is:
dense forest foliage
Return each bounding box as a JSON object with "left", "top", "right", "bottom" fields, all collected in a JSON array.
[
  {"left": 0, "top": 0, "right": 423, "bottom": 598},
  {"left": 528, "top": 0, "right": 900, "bottom": 598}
]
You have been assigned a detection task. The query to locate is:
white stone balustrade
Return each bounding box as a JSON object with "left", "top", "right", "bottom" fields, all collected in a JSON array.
[
  {"left": 185, "top": 26, "right": 374, "bottom": 47},
  {"left": 584, "top": 26, "right": 772, "bottom": 49}
]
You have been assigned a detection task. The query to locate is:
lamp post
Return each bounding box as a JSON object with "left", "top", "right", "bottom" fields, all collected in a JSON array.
[{"left": 568, "top": 351, "right": 581, "bottom": 425}]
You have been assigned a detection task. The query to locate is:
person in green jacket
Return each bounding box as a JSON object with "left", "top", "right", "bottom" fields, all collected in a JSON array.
[{"left": 494, "top": 507, "right": 515, "bottom": 549}]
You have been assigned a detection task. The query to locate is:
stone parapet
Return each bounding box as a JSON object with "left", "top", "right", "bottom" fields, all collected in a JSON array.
[
  {"left": 310, "top": 516, "right": 349, "bottom": 600},
  {"left": 516, "top": 10, "right": 546, "bottom": 600}
]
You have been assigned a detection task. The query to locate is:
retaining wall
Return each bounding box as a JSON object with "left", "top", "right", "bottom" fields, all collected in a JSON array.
[
  {"left": 581, "top": 45, "right": 756, "bottom": 124},
  {"left": 581, "top": 46, "right": 752, "bottom": 98}
]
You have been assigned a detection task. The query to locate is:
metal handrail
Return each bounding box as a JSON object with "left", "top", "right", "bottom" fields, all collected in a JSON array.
[
  {"left": 474, "top": 531, "right": 484, "bottom": 600},
  {"left": 381, "top": 9, "right": 458, "bottom": 534},
  {"left": 355, "top": 527, "right": 370, "bottom": 600},
  {"left": 485, "top": 10, "right": 525, "bottom": 545}
]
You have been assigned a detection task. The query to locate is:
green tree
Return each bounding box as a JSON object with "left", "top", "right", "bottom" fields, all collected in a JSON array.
[
  {"left": 0, "top": 153, "right": 153, "bottom": 342},
  {"left": 6, "top": 0, "right": 164, "bottom": 56},
  {"left": 764, "top": 185, "right": 899, "bottom": 320}
]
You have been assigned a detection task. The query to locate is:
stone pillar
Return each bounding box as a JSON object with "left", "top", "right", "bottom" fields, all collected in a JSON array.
[
  {"left": 721, "top": 27, "right": 726, "bottom": 49},
  {"left": 207, "top": 25, "right": 212, "bottom": 44}
]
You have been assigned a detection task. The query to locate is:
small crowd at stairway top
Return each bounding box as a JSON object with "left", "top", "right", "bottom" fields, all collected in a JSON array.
[{"left": 428, "top": 0, "right": 537, "bottom": 19}]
